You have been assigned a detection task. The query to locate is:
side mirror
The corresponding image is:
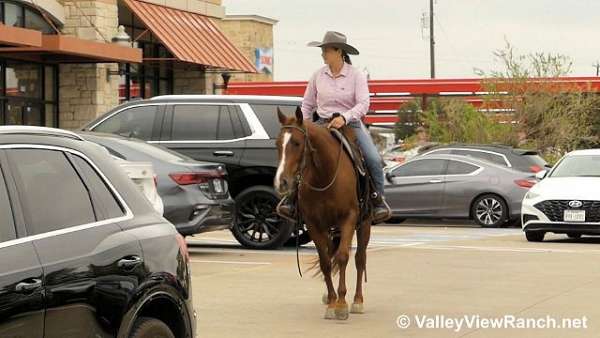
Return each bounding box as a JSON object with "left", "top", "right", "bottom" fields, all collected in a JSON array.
[
  {"left": 535, "top": 170, "right": 548, "bottom": 180},
  {"left": 385, "top": 171, "right": 395, "bottom": 182}
]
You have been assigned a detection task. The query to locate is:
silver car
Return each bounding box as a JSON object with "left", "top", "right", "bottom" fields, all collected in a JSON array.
[{"left": 384, "top": 154, "right": 536, "bottom": 227}]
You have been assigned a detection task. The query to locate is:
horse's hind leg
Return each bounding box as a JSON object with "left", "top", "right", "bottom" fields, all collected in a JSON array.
[
  {"left": 311, "top": 228, "right": 337, "bottom": 319},
  {"left": 334, "top": 212, "right": 357, "bottom": 320},
  {"left": 352, "top": 220, "right": 371, "bottom": 314}
]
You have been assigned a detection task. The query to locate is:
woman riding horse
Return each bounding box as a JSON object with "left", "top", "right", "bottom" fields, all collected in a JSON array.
[{"left": 277, "top": 31, "right": 391, "bottom": 224}]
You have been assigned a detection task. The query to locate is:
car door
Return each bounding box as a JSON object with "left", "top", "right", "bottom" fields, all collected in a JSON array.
[
  {"left": 0, "top": 154, "right": 44, "bottom": 338},
  {"left": 384, "top": 159, "right": 448, "bottom": 216},
  {"left": 157, "top": 103, "right": 245, "bottom": 173},
  {"left": 439, "top": 159, "right": 483, "bottom": 218},
  {"left": 4, "top": 147, "right": 145, "bottom": 338}
]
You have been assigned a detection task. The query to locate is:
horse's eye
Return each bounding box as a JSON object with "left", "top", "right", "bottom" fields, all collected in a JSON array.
[{"left": 291, "top": 141, "right": 300, "bottom": 147}]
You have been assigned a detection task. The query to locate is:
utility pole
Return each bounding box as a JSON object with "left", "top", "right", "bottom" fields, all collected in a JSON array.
[
  {"left": 429, "top": 0, "right": 435, "bottom": 79},
  {"left": 594, "top": 61, "right": 600, "bottom": 76}
]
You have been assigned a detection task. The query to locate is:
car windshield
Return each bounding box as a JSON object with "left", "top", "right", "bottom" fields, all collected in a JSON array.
[{"left": 549, "top": 155, "right": 600, "bottom": 177}]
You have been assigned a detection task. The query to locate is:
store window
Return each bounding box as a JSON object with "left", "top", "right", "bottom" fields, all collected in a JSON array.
[
  {"left": 119, "top": 10, "right": 173, "bottom": 102},
  {"left": 0, "top": 60, "right": 58, "bottom": 127},
  {"left": 0, "top": 1, "right": 56, "bottom": 34}
]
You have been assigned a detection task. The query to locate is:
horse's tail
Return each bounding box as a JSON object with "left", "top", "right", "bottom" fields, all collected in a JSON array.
[{"left": 305, "top": 231, "right": 342, "bottom": 278}]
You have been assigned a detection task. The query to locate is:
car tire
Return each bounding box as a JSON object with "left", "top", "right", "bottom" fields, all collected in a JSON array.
[
  {"left": 472, "top": 194, "right": 508, "bottom": 228},
  {"left": 129, "top": 317, "right": 175, "bottom": 338},
  {"left": 567, "top": 233, "right": 582, "bottom": 239},
  {"left": 284, "top": 223, "right": 312, "bottom": 247},
  {"left": 231, "top": 186, "right": 293, "bottom": 250},
  {"left": 525, "top": 231, "right": 545, "bottom": 242}
]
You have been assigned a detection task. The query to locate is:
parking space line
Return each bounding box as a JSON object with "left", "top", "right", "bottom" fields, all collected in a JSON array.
[
  {"left": 408, "top": 244, "right": 600, "bottom": 254},
  {"left": 190, "top": 259, "right": 272, "bottom": 265}
]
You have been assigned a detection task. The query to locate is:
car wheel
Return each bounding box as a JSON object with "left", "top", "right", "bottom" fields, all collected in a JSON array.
[
  {"left": 284, "top": 223, "right": 312, "bottom": 247},
  {"left": 472, "top": 194, "right": 508, "bottom": 228},
  {"left": 567, "top": 233, "right": 582, "bottom": 239},
  {"left": 129, "top": 317, "right": 174, "bottom": 338},
  {"left": 525, "top": 231, "right": 545, "bottom": 242},
  {"left": 231, "top": 186, "right": 293, "bottom": 250}
]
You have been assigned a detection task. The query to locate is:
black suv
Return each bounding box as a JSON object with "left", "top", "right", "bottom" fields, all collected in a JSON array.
[
  {"left": 0, "top": 126, "right": 195, "bottom": 338},
  {"left": 83, "top": 95, "right": 303, "bottom": 249},
  {"left": 420, "top": 144, "right": 550, "bottom": 173}
]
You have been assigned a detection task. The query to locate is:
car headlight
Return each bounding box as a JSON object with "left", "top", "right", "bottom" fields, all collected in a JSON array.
[{"left": 525, "top": 191, "right": 540, "bottom": 200}]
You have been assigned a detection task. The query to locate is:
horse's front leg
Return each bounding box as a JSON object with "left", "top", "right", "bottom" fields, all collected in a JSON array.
[
  {"left": 310, "top": 227, "right": 337, "bottom": 319},
  {"left": 334, "top": 211, "right": 358, "bottom": 320}
]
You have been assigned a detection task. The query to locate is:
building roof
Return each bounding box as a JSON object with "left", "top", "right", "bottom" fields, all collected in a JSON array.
[
  {"left": 223, "top": 14, "right": 278, "bottom": 25},
  {"left": 123, "top": 0, "right": 257, "bottom": 73}
]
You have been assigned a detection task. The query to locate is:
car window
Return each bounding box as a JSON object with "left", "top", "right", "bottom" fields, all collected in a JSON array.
[
  {"left": 172, "top": 104, "right": 224, "bottom": 141},
  {"left": 93, "top": 105, "right": 157, "bottom": 141},
  {"left": 446, "top": 160, "right": 479, "bottom": 175},
  {"left": 229, "top": 106, "right": 249, "bottom": 139},
  {"left": 69, "top": 155, "right": 125, "bottom": 219},
  {"left": 217, "top": 106, "right": 248, "bottom": 140},
  {"left": 251, "top": 104, "right": 298, "bottom": 139},
  {"left": 453, "top": 149, "right": 506, "bottom": 166},
  {"left": 7, "top": 149, "right": 97, "bottom": 236},
  {"left": 0, "top": 166, "right": 16, "bottom": 243},
  {"left": 550, "top": 155, "right": 600, "bottom": 178},
  {"left": 392, "top": 159, "right": 447, "bottom": 177}
]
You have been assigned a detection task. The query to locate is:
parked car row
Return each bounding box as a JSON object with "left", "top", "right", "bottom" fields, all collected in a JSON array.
[
  {"left": 81, "top": 95, "right": 560, "bottom": 238},
  {"left": 83, "top": 95, "right": 303, "bottom": 249},
  {"left": 0, "top": 126, "right": 195, "bottom": 338}
]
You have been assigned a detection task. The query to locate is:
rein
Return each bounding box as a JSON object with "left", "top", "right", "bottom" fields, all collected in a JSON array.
[
  {"left": 281, "top": 124, "right": 344, "bottom": 192},
  {"left": 280, "top": 123, "right": 345, "bottom": 278}
]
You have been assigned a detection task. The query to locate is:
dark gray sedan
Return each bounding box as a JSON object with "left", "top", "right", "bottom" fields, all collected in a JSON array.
[
  {"left": 80, "top": 132, "right": 234, "bottom": 236},
  {"left": 384, "top": 154, "right": 536, "bottom": 227}
]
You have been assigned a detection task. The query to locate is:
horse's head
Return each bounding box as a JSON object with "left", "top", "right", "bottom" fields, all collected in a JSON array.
[{"left": 275, "top": 106, "right": 306, "bottom": 196}]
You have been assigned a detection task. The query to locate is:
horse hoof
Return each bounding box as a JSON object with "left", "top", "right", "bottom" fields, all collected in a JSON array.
[
  {"left": 335, "top": 305, "right": 349, "bottom": 320},
  {"left": 322, "top": 293, "right": 329, "bottom": 305},
  {"left": 350, "top": 303, "right": 364, "bottom": 314},
  {"left": 324, "top": 307, "right": 336, "bottom": 320}
]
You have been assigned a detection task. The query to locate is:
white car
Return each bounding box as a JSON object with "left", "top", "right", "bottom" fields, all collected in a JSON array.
[
  {"left": 114, "top": 158, "right": 164, "bottom": 215},
  {"left": 521, "top": 149, "right": 600, "bottom": 242}
]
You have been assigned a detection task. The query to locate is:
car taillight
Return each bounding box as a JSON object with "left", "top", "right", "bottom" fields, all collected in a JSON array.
[
  {"left": 175, "top": 233, "right": 190, "bottom": 262},
  {"left": 169, "top": 170, "right": 224, "bottom": 185},
  {"left": 515, "top": 179, "right": 536, "bottom": 188},
  {"left": 529, "top": 165, "right": 542, "bottom": 173}
]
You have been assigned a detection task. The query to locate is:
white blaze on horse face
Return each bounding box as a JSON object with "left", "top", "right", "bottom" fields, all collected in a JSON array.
[{"left": 275, "top": 131, "right": 292, "bottom": 192}]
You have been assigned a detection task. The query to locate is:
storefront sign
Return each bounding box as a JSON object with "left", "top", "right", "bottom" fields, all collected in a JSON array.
[{"left": 255, "top": 48, "right": 273, "bottom": 74}]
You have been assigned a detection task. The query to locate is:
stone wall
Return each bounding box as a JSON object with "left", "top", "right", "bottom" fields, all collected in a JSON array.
[
  {"left": 58, "top": 0, "right": 120, "bottom": 129},
  {"left": 219, "top": 18, "right": 275, "bottom": 82}
]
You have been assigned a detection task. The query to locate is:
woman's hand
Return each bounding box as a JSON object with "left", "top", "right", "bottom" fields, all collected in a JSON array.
[{"left": 328, "top": 116, "right": 346, "bottom": 129}]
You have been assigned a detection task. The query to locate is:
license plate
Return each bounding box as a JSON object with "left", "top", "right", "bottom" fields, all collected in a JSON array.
[
  {"left": 213, "top": 179, "right": 224, "bottom": 193},
  {"left": 564, "top": 210, "right": 586, "bottom": 222}
]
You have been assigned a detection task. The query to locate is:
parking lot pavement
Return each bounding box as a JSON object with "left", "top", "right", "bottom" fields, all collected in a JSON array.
[{"left": 187, "top": 221, "right": 600, "bottom": 338}]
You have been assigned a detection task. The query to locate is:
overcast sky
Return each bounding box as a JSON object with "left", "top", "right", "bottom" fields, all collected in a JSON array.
[{"left": 223, "top": 0, "right": 600, "bottom": 81}]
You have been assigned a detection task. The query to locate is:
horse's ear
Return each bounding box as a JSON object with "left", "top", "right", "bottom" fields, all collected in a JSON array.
[
  {"left": 295, "top": 106, "right": 303, "bottom": 126},
  {"left": 277, "top": 107, "right": 287, "bottom": 125}
]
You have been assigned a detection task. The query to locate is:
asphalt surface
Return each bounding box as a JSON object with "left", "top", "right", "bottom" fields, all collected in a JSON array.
[{"left": 187, "top": 220, "right": 600, "bottom": 337}]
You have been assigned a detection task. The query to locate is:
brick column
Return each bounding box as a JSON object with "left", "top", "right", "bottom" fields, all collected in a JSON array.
[{"left": 58, "top": 0, "right": 120, "bottom": 129}]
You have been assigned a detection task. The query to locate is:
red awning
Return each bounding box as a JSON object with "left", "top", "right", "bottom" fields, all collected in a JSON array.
[
  {"left": 122, "top": 0, "right": 256, "bottom": 73},
  {"left": 0, "top": 24, "right": 42, "bottom": 47},
  {"left": 0, "top": 33, "right": 142, "bottom": 63}
]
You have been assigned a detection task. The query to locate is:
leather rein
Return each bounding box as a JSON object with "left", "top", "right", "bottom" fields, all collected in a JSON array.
[{"left": 280, "top": 124, "right": 344, "bottom": 192}]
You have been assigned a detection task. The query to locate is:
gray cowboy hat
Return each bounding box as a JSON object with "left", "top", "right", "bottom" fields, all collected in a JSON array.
[{"left": 307, "top": 31, "right": 359, "bottom": 55}]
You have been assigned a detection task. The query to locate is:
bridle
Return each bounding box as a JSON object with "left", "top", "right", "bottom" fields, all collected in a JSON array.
[{"left": 280, "top": 123, "right": 344, "bottom": 192}]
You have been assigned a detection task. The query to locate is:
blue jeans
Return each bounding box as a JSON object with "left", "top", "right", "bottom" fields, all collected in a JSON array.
[{"left": 317, "top": 118, "right": 385, "bottom": 196}]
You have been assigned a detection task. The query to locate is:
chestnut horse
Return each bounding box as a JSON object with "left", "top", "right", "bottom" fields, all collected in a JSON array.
[{"left": 275, "top": 107, "right": 371, "bottom": 320}]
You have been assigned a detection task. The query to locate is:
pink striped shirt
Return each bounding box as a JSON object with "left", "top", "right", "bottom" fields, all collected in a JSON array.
[{"left": 301, "top": 62, "right": 370, "bottom": 124}]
